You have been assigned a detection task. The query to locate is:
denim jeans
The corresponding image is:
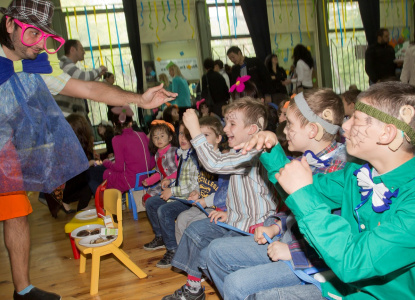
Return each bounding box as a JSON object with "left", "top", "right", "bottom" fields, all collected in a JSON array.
[
  {"left": 247, "top": 284, "right": 324, "bottom": 300},
  {"left": 171, "top": 218, "right": 243, "bottom": 278},
  {"left": 206, "top": 235, "right": 321, "bottom": 300},
  {"left": 145, "top": 196, "right": 191, "bottom": 250}
]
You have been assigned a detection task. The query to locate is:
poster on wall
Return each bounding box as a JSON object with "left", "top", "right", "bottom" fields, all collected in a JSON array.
[
  {"left": 144, "top": 61, "right": 157, "bottom": 82},
  {"left": 154, "top": 58, "right": 200, "bottom": 81}
]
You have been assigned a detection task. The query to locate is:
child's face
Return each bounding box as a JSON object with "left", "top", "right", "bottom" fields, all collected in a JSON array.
[
  {"left": 98, "top": 125, "right": 105, "bottom": 135},
  {"left": 224, "top": 110, "right": 256, "bottom": 148},
  {"left": 172, "top": 108, "right": 179, "bottom": 122},
  {"left": 200, "top": 105, "right": 209, "bottom": 116},
  {"left": 278, "top": 107, "right": 287, "bottom": 123},
  {"left": 152, "top": 128, "right": 172, "bottom": 150},
  {"left": 342, "top": 108, "right": 380, "bottom": 159},
  {"left": 178, "top": 125, "right": 191, "bottom": 150},
  {"left": 283, "top": 108, "right": 312, "bottom": 153},
  {"left": 201, "top": 126, "right": 221, "bottom": 150}
]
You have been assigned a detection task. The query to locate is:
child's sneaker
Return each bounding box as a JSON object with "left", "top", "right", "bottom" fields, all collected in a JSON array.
[
  {"left": 162, "top": 285, "right": 205, "bottom": 300},
  {"left": 13, "top": 287, "right": 61, "bottom": 300},
  {"left": 156, "top": 249, "right": 176, "bottom": 268},
  {"left": 143, "top": 236, "right": 165, "bottom": 250}
]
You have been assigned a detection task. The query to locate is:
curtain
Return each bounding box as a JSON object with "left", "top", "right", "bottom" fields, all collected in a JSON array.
[
  {"left": 239, "top": 0, "right": 271, "bottom": 63},
  {"left": 357, "top": 0, "right": 380, "bottom": 45},
  {"left": 122, "top": 0, "right": 145, "bottom": 128}
]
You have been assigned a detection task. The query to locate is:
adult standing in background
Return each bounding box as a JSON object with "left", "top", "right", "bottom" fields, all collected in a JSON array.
[
  {"left": 168, "top": 63, "right": 191, "bottom": 108},
  {"left": 227, "top": 46, "right": 273, "bottom": 101},
  {"left": 282, "top": 44, "right": 314, "bottom": 93},
  {"left": 0, "top": 1, "right": 176, "bottom": 299},
  {"left": 54, "top": 39, "right": 107, "bottom": 118},
  {"left": 400, "top": 37, "right": 415, "bottom": 86},
  {"left": 265, "top": 54, "right": 288, "bottom": 105},
  {"left": 201, "top": 58, "right": 230, "bottom": 117},
  {"left": 365, "top": 28, "right": 397, "bottom": 84},
  {"left": 213, "top": 59, "right": 230, "bottom": 89}
]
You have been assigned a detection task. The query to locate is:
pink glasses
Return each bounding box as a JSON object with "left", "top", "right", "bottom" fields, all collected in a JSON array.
[{"left": 7, "top": 16, "right": 65, "bottom": 54}]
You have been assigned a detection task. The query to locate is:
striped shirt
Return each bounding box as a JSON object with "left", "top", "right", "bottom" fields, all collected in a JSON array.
[
  {"left": 59, "top": 56, "right": 103, "bottom": 81},
  {"left": 191, "top": 134, "right": 277, "bottom": 232}
]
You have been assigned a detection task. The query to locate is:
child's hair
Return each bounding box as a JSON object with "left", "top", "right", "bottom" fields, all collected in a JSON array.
[
  {"left": 158, "top": 73, "right": 170, "bottom": 88},
  {"left": 111, "top": 111, "right": 133, "bottom": 136},
  {"left": 265, "top": 103, "right": 279, "bottom": 133},
  {"left": 289, "top": 89, "right": 344, "bottom": 142},
  {"left": 230, "top": 80, "right": 262, "bottom": 100},
  {"left": 214, "top": 59, "right": 224, "bottom": 69},
  {"left": 148, "top": 123, "right": 178, "bottom": 155},
  {"left": 163, "top": 105, "right": 179, "bottom": 126},
  {"left": 277, "top": 99, "right": 290, "bottom": 117},
  {"left": 199, "top": 116, "right": 224, "bottom": 138},
  {"left": 198, "top": 101, "right": 211, "bottom": 115},
  {"left": 178, "top": 121, "right": 192, "bottom": 142},
  {"left": 342, "top": 89, "right": 361, "bottom": 105},
  {"left": 168, "top": 64, "right": 183, "bottom": 77},
  {"left": 224, "top": 96, "right": 268, "bottom": 131},
  {"left": 102, "top": 72, "right": 113, "bottom": 80},
  {"left": 357, "top": 82, "right": 415, "bottom": 151},
  {"left": 66, "top": 114, "right": 94, "bottom": 159},
  {"left": 98, "top": 123, "right": 114, "bottom": 140}
]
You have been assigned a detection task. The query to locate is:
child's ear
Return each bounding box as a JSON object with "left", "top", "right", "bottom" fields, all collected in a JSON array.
[
  {"left": 216, "top": 135, "right": 222, "bottom": 144},
  {"left": 248, "top": 124, "right": 259, "bottom": 135},
  {"left": 309, "top": 123, "right": 324, "bottom": 141},
  {"left": 169, "top": 135, "right": 173, "bottom": 142},
  {"left": 381, "top": 124, "right": 403, "bottom": 151}
]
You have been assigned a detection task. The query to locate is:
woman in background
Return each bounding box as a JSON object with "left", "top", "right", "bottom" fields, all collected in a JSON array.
[
  {"left": 168, "top": 64, "right": 191, "bottom": 108},
  {"left": 265, "top": 54, "right": 288, "bottom": 105},
  {"left": 282, "top": 44, "right": 314, "bottom": 92}
]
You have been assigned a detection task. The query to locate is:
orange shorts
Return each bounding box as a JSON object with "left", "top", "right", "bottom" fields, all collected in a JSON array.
[{"left": 0, "top": 191, "right": 33, "bottom": 221}]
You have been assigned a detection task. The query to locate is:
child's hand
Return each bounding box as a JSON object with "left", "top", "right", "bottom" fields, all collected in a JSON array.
[
  {"left": 254, "top": 224, "right": 281, "bottom": 245},
  {"left": 187, "top": 190, "right": 199, "bottom": 201},
  {"left": 183, "top": 109, "right": 202, "bottom": 138},
  {"left": 208, "top": 210, "right": 227, "bottom": 224},
  {"left": 234, "top": 131, "right": 279, "bottom": 154},
  {"left": 161, "top": 178, "right": 171, "bottom": 189},
  {"left": 275, "top": 156, "right": 313, "bottom": 194},
  {"left": 142, "top": 180, "right": 148, "bottom": 187},
  {"left": 267, "top": 241, "right": 292, "bottom": 261},
  {"left": 193, "top": 198, "right": 207, "bottom": 208},
  {"left": 160, "top": 188, "right": 172, "bottom": 200}
]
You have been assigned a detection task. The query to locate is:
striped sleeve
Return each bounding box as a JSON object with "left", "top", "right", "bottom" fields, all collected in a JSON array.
[{"left": 40, "top": 72, "right": 71, "bottom": 95}]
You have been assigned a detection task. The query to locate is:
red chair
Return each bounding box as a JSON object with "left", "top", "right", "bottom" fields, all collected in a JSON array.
[{"left": 64, "top": 180, "right": 107, "bottom": 259}]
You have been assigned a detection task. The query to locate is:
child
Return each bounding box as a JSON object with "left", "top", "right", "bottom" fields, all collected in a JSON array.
[
  {"left": 97, "top": 121, "right": 115, "bottom": 159},
  {"left": 277, "top": 99, "right": 290, "bottom": 123},
  {"left": 163, "top": 104, "right": 180, "bottom": 136},
  {"left": 175, "top": 116, "right": 228, "bottom": 243},
  {"left": 142, "top": 120, "right": 178, "bottom": 203},
  {"left": 144, "top": 122, "right": 200, "bottom": 269},
  {"left": 205, "top": 89, "right": 347, "bottom": 299},
  {"left": 102, "top": 106, "right": 155, "bottom": 193},
  {"left": 162, "top": 97, "right": 278, "bottom": 300},
  {"left": 341, "top": 89, "right": 361, "bottom": 118},
  {"left": 228, "top": 82, "right": 415, "bottom": 299}
]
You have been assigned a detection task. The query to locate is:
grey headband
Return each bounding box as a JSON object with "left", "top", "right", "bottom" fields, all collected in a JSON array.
[{"left": 294, "top": 93, "right": 340, "bottom": 135}]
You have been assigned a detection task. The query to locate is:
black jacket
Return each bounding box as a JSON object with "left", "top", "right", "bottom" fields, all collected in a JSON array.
[
  {"left": 201, "top": 70, "right": 230, "bottom": 105},
  {"left": 268, "top": 65, "right": 287, "bottom": 94},
  {"left": 230, "top": 57, "right": 273, "bottom": 96},
  {"left": 365, "top": 43, "right": 396, "bottom": 83}
]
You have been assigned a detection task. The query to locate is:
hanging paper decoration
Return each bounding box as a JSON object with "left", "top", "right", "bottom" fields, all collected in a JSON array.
[
  {"left": 285, "top": 0, "right": 290, "bottom": 24},
  {"left": 93, "top": 6, "right": 104, "bottom": 65},
  {"left": 336, "top": 0, "right": 343, "bottom": 47},
  {"left": 74, "top": 7, "right": 79, "bottom": 36},
  {"left": 290, "top": 33, "right": 294, "bottom": 46},
  {"left": 167, "top": 0, "right": 172, "bottom": 22},
  {"left": 279, "top": 0, "right": 283, "bottom": 23},
  {"left": 113, "top": 5, "right": 125, "bottom": 74},
  {"left": 157, "top": 57, "right": 162, "bottom": 62},
  {"left": 332, "top": 1, "right": 338, "bottom": 44},
  {"left": 84, "top": 7, "right": 95, "bottom": 69},
  {"left": 174, "top": 0, "right": 178, "bottom": 29},
  {"left": 274, "top": 33, "right": 279, "bottom": 49},
  {"left": 402, "top": 0, "right": 405, "bottom": 28},
  {"left": 181, "top": 0, "right": 187, "bottom": 22},
  {"left": 148, "top": 1, "right": 153, "bottom": 30},
  {"left": 161, "top": 1, "right": 167, "bottom": 30},
  {"left": 225, "top": 0, "right": 231, "bottom": 36},
  {"left": 284, "top": 48, "right": 289, "bottom": 62},
  {"left": 154, "top": 1, "right": 161, "bottom": 43},
  {"left": 290, "top": 0, "right": 294, "bottom": 21},
  {"left": 180, "top": 51, "right": 184, "bottom": 56},
  {"left": 271, "top": 0, "right": 275, "bottom": 24},
  {"left": 323, "top": 0, "right": 328, "bottom": 45},
  {"left": 105, "top": 5, "right": 115, "bottom": 74},
  {"left": 187, "top": 0, "right": 195, "bottom": 38},
  {"left": 341, "top": 0, "right": 346, "bottom": 41},
  {"left": 351, "top": 0, "right": 355, "bottom": 39},
  {"left": 140, "top": 2, "right": 144, "bottom": 26},
  {"left": 311, "top": 0, "right": 315, "bottom": 18},
  {"left": 215, "top": 0, "right": 223, "bottom": 38},
  {"left": 385, "top": 0, "right": 389, "bottom": 28},
  {"left": 304, "top": 0, "right": 310, "bottom": 38},
  {"left": 65, "top": 8, "right": 72, "bottom": 39},
  {"left": 232, "top": 0, "right": 237, "bottom": 38},
  {"left": 405, "top": 0, "right": 408, "bottom": 28},
  {"left": 296, "top": 0, "right": 302, "bottom": 43}
]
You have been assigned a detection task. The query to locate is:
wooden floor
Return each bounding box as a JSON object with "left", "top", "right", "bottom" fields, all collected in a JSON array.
[{"left": 0, "top": 193, "right": 220, "bottom": 300}]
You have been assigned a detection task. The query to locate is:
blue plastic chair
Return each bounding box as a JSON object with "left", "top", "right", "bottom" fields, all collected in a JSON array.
[{"left": 128, "top": 170, "right": 156, "bottom": 220}]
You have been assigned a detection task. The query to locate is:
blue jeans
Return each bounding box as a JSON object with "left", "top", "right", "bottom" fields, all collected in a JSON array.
[
  {"left": 247, "top": 284, "right": 324, "bottom": 300},
  {"left": 206, "top": 235, "right": 320, "bottom": 300},
  {"left": 145, "top": 196, "right": 190, "bottom": 250},
  {"left": 171, "top": 218, "right": 243, "bottom": 278}
]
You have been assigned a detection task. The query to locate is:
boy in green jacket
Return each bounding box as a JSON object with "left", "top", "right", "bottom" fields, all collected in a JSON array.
[{"left": 242, "top": 82, "right": 415, "bottom": 299}]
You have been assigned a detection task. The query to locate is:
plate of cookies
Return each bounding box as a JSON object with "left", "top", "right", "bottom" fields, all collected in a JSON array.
[
  {"left": 79, "top": 235, "right": 116, "bottom": 248},
  {"left": 71, "top": 225, "right": 105, "bottom": 239}
]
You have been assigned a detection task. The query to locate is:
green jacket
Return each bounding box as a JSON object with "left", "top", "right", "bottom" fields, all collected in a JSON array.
[{"left": 260, "top": 146, "right": 415, "bottom": 299}]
